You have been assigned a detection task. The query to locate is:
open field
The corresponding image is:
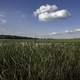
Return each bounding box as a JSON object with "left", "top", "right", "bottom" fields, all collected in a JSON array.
[{"left": 0, "top": 39, "right": 80, "bottom": 80}]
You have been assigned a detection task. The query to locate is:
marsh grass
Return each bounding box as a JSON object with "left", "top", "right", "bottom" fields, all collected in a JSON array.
[{"left": 0, "top": 39, "right": 80, "bottom": 80}]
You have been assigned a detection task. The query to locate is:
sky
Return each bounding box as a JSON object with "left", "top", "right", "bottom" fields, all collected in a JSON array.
[{"left": 0, "top": 0, "right": 80, "bottom": 38}]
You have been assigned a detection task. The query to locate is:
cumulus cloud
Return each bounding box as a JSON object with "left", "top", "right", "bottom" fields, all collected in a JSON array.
[
  {"left": 34, "top": 4, "right": 58, "bottom": 16},
  {"left": 34, "top": 4, "right": 71, "bottom": 21}
]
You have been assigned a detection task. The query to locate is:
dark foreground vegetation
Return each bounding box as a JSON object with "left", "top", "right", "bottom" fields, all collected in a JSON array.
[
  {"left": 0, "top": 35, "right": 35, "bottom": 39},
  {"left": 0, "top": 39, "right": 80, "bottom": 80}
]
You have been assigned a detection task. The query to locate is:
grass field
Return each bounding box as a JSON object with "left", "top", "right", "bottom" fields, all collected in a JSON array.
[{"left": 0, "top": 39, "right": 80, "bottom": 80}]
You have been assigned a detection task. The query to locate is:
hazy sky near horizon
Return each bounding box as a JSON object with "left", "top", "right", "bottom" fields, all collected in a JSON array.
[{"left": 0, "top": 0, "right": 80, "bottom": 37}]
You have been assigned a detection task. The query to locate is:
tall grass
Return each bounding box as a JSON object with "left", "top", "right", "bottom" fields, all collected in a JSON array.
[{"left": 0, "top": 39, "right": 80, "bottom": 80}]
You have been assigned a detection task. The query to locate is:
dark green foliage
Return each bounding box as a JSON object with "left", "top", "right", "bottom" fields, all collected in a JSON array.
[{"left": 0, "top": 39, "right": 80, "bottom": 80}]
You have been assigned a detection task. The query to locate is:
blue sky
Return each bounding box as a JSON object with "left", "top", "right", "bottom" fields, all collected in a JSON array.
[{"left": 0, "top": 0, "right": 80, "bottom": 38}]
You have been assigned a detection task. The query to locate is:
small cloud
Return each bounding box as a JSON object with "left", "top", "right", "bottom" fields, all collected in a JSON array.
[
  {"left": 0, "top": 14, "right": 5, "bottom": 17},
  {"left": 0, "top": 19, "right": 7, "bottom": 34},
  {"left": 0, "top": 14, "right": 7, "bottom": 24},
  {"left": 34, "top": 4, "right": 71, "bottom": 21},
  {"left": 49, "top": 32, "right": 57, "bottom": 35},
  {"left": 64, "top": 29, "right": 80, "bottom": 34},
  {"left": 0, "top": 14, "right": 7, "bottom": 34},
  {"left": 65, "top": 30, "right": 70, "bottom": 33},
  {"left": 49, "top": 28, "right": 80, "bottom": 36},
  {"left": 74, "top": 29, "right": 80, "bottom": 32},
  {"left": 64, "top": 30, "right": 74, "bottom": 34},
  {"left": 0, "top": 19, "right": 7, "bottom": 24}
]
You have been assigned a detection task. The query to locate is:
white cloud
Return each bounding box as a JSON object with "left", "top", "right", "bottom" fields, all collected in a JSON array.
[
  {"left": 49, "top": 32, "right": 57, "bottom": 35},
  {"left": 74, "top": 29, "right": 80, "bottom": 32},
  {"left": 34, "top": 4, "right": 58, "bottom": 16},
  {"left": 64, "top": 30, "right": 74, "bottom": 34},
  {"left": 65, "top": 30, "right": 70, "bottom": 33},
  {"left": 64, "top": 29, "right": 80, "bottom": 34},
  {"left": 49, "top": 28, "right": 80, "bottom": 36},
  {"left": 34, "top": 4, "right": 71, "bottom": 21}
]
